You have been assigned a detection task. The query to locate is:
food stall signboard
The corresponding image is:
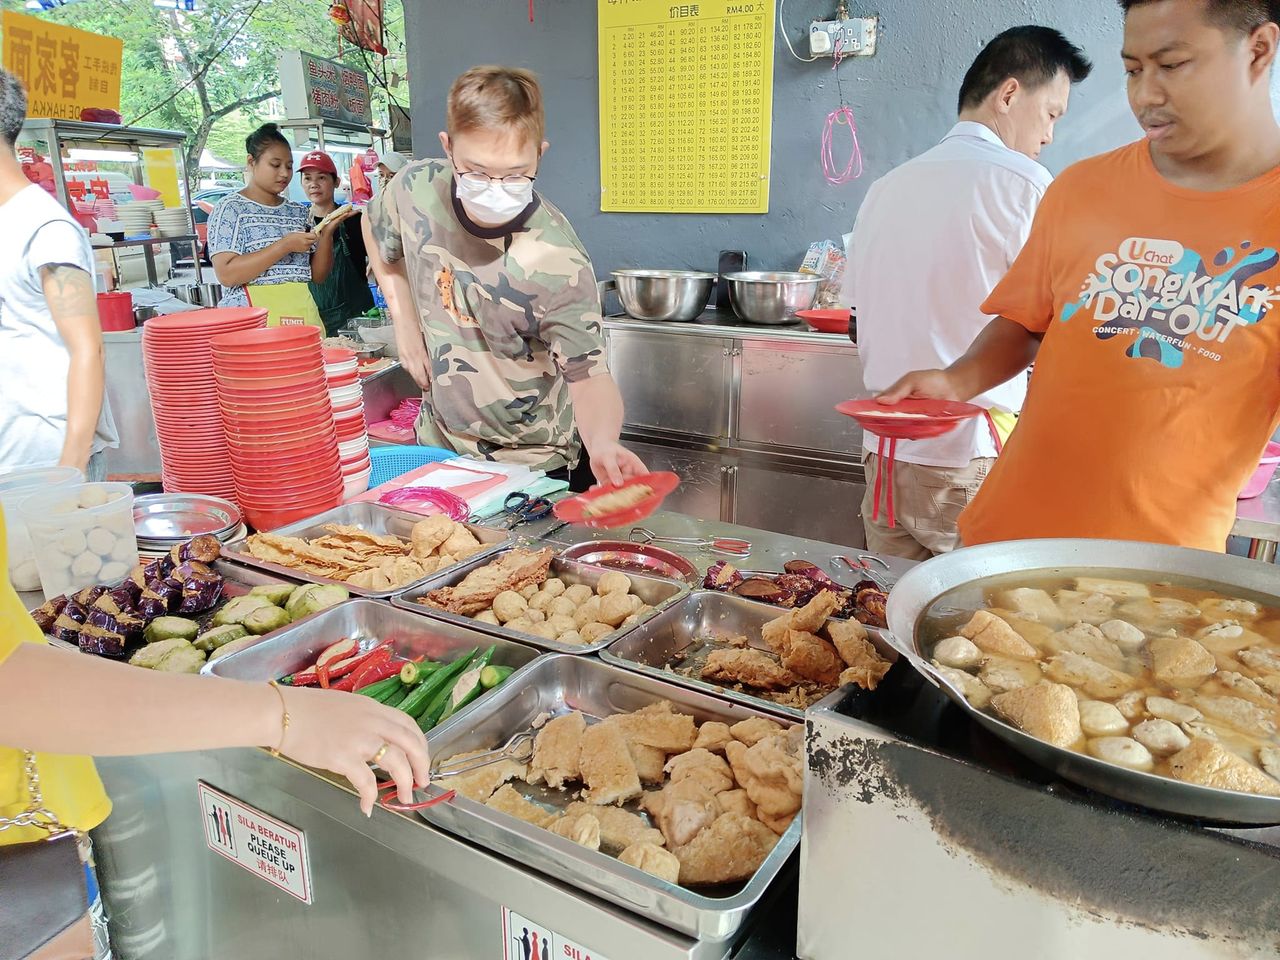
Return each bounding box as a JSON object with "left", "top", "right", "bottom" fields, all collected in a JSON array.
[
  {"left": 279, "top": 49, "right": 373, "bottom": 128},
  {"left": 502, "top": 908, "right": 613, "bottom": 960},
  {"left": 1, "top": 11, "right": 122, "bottom": 120},
  {"left": 598, "top": 0, "right": 775, "bottom": 213},
  {"left": 198, "top": 781, "right": 313, "bottom": 904}
]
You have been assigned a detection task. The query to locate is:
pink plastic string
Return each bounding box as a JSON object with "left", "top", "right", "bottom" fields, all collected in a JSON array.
[
  {"left": 822, "top": 105, "right": 863, "bottom": 185},
  {"left": 378, "top": 486, "right": 470, "bottom": 520}
]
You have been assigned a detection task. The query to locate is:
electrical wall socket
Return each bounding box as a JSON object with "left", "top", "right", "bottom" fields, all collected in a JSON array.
[{"left": 809, "top": 16, "right": 879, "bottom": 58}]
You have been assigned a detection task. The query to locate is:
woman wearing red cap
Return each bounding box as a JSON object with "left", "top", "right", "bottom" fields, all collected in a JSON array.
[{"left": 299, "top": 149, "right": 375, "bottom": 335}]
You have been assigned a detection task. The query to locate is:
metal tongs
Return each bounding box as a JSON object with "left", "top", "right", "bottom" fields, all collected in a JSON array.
[
  {"left": 834, "top": 554, "right": 893, "bottom": 591},
  {"left": 630, "top": 527, "right": 751, "bottom": 557},
  {"left": 430, "top": 731, "right": 536, "bottom": 780}
]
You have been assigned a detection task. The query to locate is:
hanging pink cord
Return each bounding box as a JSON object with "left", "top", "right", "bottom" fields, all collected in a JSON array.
[{"left": 822, "top": 105, "right": 863, "bottom": 184}]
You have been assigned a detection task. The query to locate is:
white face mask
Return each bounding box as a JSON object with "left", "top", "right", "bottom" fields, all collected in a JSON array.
[{"left": 456, "top": 175, "right": 534, "bottom": 225}]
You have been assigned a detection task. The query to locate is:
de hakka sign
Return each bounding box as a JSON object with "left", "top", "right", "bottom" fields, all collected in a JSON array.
[{"left": 1, "top": 11, "right": 122, "bottom": 120}]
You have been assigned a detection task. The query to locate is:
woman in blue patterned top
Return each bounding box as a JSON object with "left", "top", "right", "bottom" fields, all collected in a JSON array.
[{"left": 206, "top": 124, "right": 355, "bottom": 327}]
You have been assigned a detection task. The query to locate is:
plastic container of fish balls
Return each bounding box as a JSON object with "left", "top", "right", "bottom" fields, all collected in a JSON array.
[
  {"left": 0, "top": 465, "right": 83, "bottom": 593},
  {"left": 20, "top": 482, "right": 137, "bottom": 598}
]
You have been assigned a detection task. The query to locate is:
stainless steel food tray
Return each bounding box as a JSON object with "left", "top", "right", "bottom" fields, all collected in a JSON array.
[
  {"left": 421, "top": 654, "right": 801, "bottom": 941},
  {"left": 391, "top": 550, "right": 689, "bottom": 655},
  {"left": 40, "top": 560, "right": 295, "bottom": 654},
  {"left": 202, "top": 597, "right": 543, "bottom": 691},
  {"left": 602, "top": 590, "right": 899, "bottom": 720},
  {"left": 886, "top": 538, "right": 1280, "bottom": 825},
  {"left": 221, "top": 502, "right": 510, "bottom": 599}
]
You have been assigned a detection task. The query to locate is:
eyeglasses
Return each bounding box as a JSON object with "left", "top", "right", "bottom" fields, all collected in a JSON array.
[{"left": 456, "top": 171, "right": 537, "bottom": 194}]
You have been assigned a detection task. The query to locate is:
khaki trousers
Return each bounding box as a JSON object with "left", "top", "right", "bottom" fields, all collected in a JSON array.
[{"left": 861, "top": 453, "right": 994, "bottom": 562}]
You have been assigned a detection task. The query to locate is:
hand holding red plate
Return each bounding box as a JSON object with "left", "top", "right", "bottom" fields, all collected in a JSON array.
[{"left": 552, "top": 471, "right": 681, "bottom": 529}]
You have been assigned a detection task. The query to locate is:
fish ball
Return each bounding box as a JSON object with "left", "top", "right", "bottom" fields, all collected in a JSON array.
[
  {"left": 596, "top": 571, "right": 632, "bottom": 596},
  {"left": 1079, "top": 700, "right": 1130, "bottom": 738},
  {"left": 1087, "top": 737, "right": 1155, "bottom": 772},
  {"left": 933, "top": 636, "right": 983, "bottom": 670}
]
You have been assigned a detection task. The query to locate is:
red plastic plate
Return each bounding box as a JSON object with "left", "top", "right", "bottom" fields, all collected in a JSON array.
[
  {"left": 835, "top": 398, "right": 986, "bottom": 440},
  {"left": 552, "top": 471, "right": 681, "bottom": 529},
  {"left": 796, "top": 309, "right": 850, "bottom": 335}
]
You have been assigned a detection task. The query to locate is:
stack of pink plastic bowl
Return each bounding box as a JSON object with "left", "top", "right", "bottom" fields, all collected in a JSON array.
[
  {"left": 211, "top": 327, "right": 343, "bottom": 530},
  {"left": 323, "top": 347, "right": 372, "bottom": 498},
  {"left": 142, "top": 308, "right": 267, "bottom": 501}
]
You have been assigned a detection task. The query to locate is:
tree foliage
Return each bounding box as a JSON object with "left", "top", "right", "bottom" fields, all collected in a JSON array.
[{"left": 0, "top": 0, "right": 408, "bottom": 183}]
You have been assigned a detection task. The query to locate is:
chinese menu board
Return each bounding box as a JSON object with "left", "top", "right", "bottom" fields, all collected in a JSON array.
[
  {"left": 279, "top": 49, "right": 373, "bottom": 128},
  {"left": 1, "top": 11, "right": 122, "bottom": 121},
  {"left": 598, "top": 1, "right": 775, "bottom": 213}
]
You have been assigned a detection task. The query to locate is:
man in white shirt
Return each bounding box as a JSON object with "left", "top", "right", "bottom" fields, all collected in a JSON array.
[
  {"left": 0, "top": 68, "right": 116, "bottom": 479},
  {"left": 845, "top": 26, "right": 1092, "bottom": 560}
]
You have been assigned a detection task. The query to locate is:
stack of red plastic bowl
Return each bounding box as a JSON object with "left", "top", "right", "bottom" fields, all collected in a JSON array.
[
  {"left": 142, "top": 307, "right": 267, "bottom": 501},
  {"left": 323, "top": 348, "right": 372, "bottom": 498},
  {"left": 211, "top": 327, "right": 344, "bottom": 530}
]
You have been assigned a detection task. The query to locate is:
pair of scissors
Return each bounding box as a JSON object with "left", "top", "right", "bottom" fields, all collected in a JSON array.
[{"left": 494, "top": 492, "right": 554, "bottom": 530}]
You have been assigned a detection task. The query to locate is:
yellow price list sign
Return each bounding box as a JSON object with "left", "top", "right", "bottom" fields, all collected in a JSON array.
[
  {"left": 2, "top": 11, "right": 122, "bottom": 121},
  {"left": 598, "top": 0, "right": 774, "bottom": 214}
]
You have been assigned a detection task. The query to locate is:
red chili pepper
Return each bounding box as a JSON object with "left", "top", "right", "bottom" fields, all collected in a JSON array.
[
  {"left": 345, "top": 654, "right": 401, "bottom": 693},
  {"left": 337, "top": 649, "right": 395, "bottom": 692},
  {"left": 292, "top": 640, "right": 390, "bottom": 687}
]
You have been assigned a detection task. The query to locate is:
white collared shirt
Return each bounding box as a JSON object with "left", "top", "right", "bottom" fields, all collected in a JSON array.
[{"left": 844, "top": 121, "right": 1051, "bottom": 467}]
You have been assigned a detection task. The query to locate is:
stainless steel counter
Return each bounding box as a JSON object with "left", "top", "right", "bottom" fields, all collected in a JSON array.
[
  {"left": 604, "top": 309, "right": 852, "bottom": 347},
  {"left": 1232, "top": 478, "right": 1280, "bottom": 562},
  {"left": 79, "top": 512, "right": 871, "bottom": 960}
]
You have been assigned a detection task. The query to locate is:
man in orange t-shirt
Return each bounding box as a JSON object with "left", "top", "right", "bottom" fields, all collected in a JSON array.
[{"left": 881, "top": 0, "right": 1280, "bottom": 552}]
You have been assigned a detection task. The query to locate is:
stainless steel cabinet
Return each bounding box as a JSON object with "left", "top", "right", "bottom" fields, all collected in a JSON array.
[
  {"left": 609, "top": 332, "right": 732, "bottom": 439},
  {"left": 608, "top": 321, "right": 868, "bottom": 546},
  {"left": 731, "top": 462, "right": 866, "bottom": 549},
  {"left": 738, "top": 341, "right": 864, "bottom": 456},
  {"left": 624, "top": 440, "right": 727, "bottom": 521}
]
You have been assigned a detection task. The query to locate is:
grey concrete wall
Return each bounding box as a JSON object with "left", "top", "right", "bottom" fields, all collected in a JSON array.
[{"left": 403, "top": 1, "right": 1142, "bottom": 275}]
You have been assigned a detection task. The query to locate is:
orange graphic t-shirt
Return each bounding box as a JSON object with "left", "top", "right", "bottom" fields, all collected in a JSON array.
[{"left": 959, "top": 142, "right": 1280, "bottom": 551}]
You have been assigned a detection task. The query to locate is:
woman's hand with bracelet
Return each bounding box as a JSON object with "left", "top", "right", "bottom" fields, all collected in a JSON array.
[{"left": 268, "top": 684, "right": 431, "bottom": 816}]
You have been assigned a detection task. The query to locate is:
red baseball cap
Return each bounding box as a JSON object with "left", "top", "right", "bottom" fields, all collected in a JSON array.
[{"left": 297, "top": 151, "right": 337, "bottom": 176}]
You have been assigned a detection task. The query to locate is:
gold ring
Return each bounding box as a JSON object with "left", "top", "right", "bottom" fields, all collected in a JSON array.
[{"left": 371, "top": 743, "right": 388, "bottom": 765}]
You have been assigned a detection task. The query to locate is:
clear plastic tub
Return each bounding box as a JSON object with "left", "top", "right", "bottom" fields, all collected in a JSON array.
[
  {"left": 0, "top": 466, "right": 84, "bottom": 592},
  {"left": 19, "top": 482, "right": 137, "bottom": 598}
]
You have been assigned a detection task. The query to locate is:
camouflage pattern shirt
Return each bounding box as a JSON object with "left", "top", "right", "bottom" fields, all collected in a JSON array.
[{"left": 368, "top": 160, "right": 608, "bottom": 473}]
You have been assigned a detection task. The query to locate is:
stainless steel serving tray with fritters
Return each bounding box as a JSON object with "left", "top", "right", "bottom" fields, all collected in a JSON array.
[
  {"left": 221, "top": 503, "right": 510, "bottom": 599},
  {"left": 420, "top": 655, "right": 801, "bottom": 941},
  {"left": 885, "top": 538, "right": 1280, "bottom": 825},
  {"left": 391, "top": 550, "right": 689, "bottom": 655},
  {"left": 202, "top": 597, "right": 542, "bottom": 689},
  {"left": 603, "top": 590, "right": 899, "bottom": 720}
]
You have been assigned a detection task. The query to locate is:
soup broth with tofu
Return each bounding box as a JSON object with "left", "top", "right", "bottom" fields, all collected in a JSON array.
[{"left": 918, "top": 569, "right": 1280, "bottom": 798}]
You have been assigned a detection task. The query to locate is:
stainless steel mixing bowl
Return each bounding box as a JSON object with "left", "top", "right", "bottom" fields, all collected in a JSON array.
[
  {"left": 612, "top": 269, "right": 717, "bottom": 322},
  {"left": 723, "top": 271, "right": 824, "bottom": 325}
]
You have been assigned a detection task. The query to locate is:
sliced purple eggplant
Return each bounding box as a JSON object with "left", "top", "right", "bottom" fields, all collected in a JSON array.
[
  {"left": 52, "top": 610, "right": 86, "bottom": 643},
  {"left": 783, "top": 559, "right": 841, "bottom": 588},
  {"left": 134, "top": 592, "right": 168, "bottom": 623},
  {"left": 170, "top": 560, "right": 214, "bottom": 584},
  {"left": 31, "top": 595, "right": 69, "bottom": 633},
  {"left": 73, "top": 584, "right": 108, "bottom": 607},
  {"left": 731, "top": 577, "right": 791, "bottom": 605},
  {"left": 704, "top": 560, "right": 744, "bottom": 592},
  {"left": 176, "top": 571, "right": 224, "bottom": 614},
  {"left": 180, "top": 535, "right": 222, "bottom": 565},
  {"left": 145, "top": 578, "right": 182, "bottom": 612},
  {"left": 854, "top": 586, "right": 889, "bottom": 628},
  {"left": 109, "top": 582, "right": 142, "bottom": 612},
  {"left": 129, "top": 564, "right": 149, "bottom": 590},
  {"left": 143, "top": 557, "right": 170, "bottom": 583},
  {"left": 774, "top": 573, "right": 821, "bottom": 605},
  {"left": 78, "top": 623, "right": 127, "bottom": 658}
]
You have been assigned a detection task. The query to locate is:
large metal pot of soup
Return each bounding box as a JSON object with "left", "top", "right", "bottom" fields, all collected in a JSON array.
[{"left": 885, "top": 539, "right": 1280, "bottom": 824}]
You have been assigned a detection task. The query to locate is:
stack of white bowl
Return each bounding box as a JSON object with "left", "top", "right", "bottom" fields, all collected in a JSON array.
[
  {"left": 155, "top": 207, "right": 192, "bottom": 238},
  {"left": 117, "top": 200, "right": 161, "bottom": 238}
]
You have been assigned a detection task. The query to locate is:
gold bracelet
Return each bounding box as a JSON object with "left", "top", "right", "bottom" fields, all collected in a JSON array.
[{"left": 266, "top": 680, "right": 290, "bottom": 758}]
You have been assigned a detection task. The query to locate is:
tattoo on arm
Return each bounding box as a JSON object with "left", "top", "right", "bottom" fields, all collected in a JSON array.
[{"left": 41, "top": 264, "right": 98, "bottom": 320}]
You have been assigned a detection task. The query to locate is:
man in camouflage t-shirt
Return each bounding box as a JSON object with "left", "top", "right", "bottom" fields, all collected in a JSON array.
[{"left": 366, "top": 66, "right": 645, "bottom": 486}]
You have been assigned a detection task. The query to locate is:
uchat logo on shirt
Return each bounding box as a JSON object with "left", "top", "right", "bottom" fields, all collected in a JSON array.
[{"left": 1060, "top": 236, "right": 1280, "bottom": 368}]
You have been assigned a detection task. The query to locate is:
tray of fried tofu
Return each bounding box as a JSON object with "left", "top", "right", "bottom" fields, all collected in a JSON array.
[
  {"left": 420, "top": 655, "right": 802, "bottom": 941},
  {"left": 602, "top": 590, "right": 899, "bottom": 720}
]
